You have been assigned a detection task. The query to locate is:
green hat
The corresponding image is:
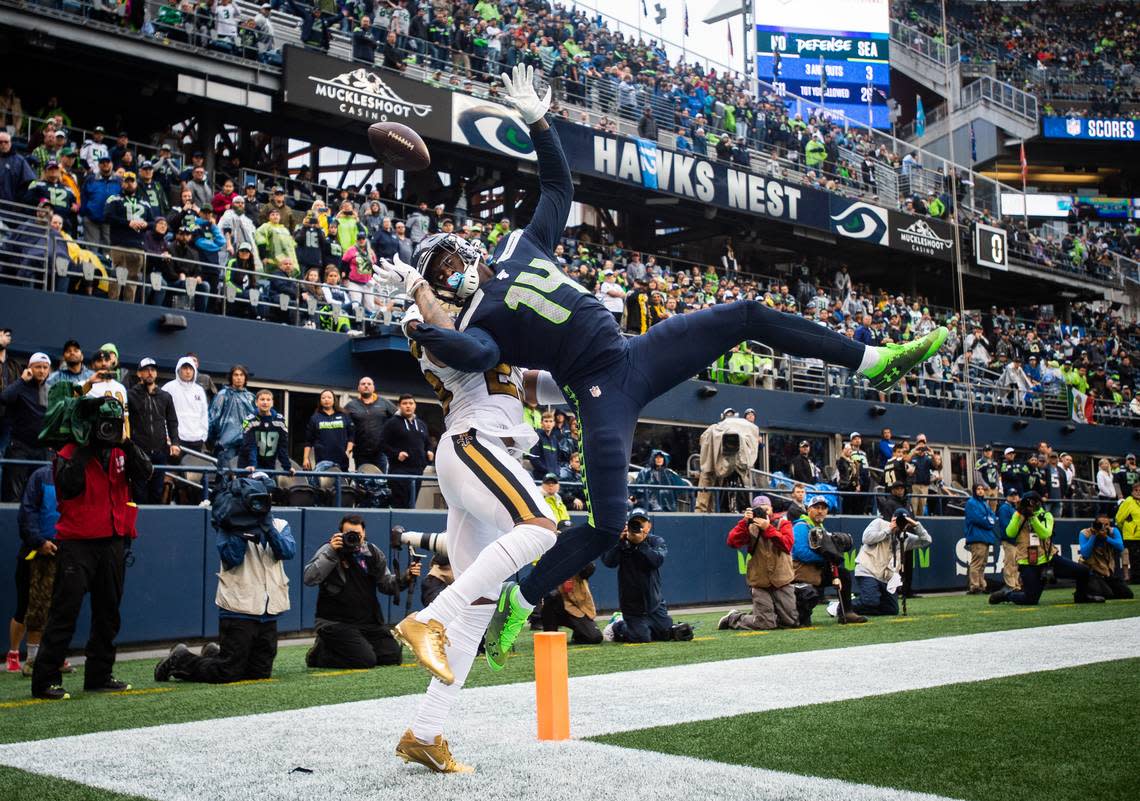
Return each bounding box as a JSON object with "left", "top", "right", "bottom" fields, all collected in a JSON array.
[{"left": 99, "top": 342, "right": 119, "bottom": 357}]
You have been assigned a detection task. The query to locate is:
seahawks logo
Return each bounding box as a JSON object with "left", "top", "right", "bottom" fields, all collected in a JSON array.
[
  {"left": 453, "top": 100, "right": 537, "bottom": 162},
  {"left": 830, "top": 201, "right": 889, "bottom": 246}
]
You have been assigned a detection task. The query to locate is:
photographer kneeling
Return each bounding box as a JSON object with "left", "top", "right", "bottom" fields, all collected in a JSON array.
[
  {"left": 303, "top": 515, "right": 419, "bottom": 669},
  {"left": 1079, "top": 512, "right": 1133, "bottom": 600},
  {"left": 990, "top": 491, "right": 1103, "bottom": 606},
  {"left": 602, "top": 509, "right": 689, "bottom": 643},
  {"left": 791, "top": 496, "right": 866, "bottom": 624},
  {"left": 853, "top": 508, "right": 932, "bottom": 616},
  {"left": 719, "top": 495, "right": 798, "bottom": 630}
]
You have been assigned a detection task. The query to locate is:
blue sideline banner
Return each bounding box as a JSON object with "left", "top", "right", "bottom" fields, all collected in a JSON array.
[{"left": 1042, "top": 116, "right": 1140, "bottom": 142}]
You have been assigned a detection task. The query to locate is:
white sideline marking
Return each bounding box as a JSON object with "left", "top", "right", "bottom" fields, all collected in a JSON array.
[{"left": 2, "top": 618, "right": 1138, "bottom": 801}]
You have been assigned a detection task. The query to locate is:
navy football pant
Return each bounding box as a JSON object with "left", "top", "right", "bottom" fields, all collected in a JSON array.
[{"left": 520, "top": 300, "right": 866, "bottom": 604}]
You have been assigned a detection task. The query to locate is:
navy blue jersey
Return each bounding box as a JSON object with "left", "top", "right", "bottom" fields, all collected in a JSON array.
[{"left": 412, "top": 126, "right": 624, "bottom": 386}]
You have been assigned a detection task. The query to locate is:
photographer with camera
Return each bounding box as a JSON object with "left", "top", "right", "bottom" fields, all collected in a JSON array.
[
  {"left": 990, "top": 491, "right": 1103, "bottom": 606},
  {"left": 1079, "top": 511, "right": 1133, "bottom": 600},
  {"left": 601, "top": 510, "right": 683, "bottom": 643},
  {"left": 791, "top": 496, "right": 866, "bottom": 624},
  {"left": 719, "top": 495, "right": 798, "bottom": 631},
  {"left": 31, "top": 397, "right": 151, "bottom": 700},
  {"left": 539, "top": 561, "right": 603, "bottom": 645},
  {"left": 1113, "top": 481, "right": 1140, "bottom": 584},
  {"left": 853, "top": 508, "right": 932, "bottom": 616},
  {"left": 154, "top": 472, "right": 295, "bottom": 685},
  {"left": 302, "top": 514, "right": 420, "bottom": 668}
]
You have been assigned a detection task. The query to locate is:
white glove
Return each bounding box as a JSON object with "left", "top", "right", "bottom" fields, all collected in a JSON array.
[
  {"left": 400, "top": 303, "right": 424, "bottom": 338},
  {"left": 376, "top": 253, "right": 425, "bottom": 297},
  {"left": 500, "top": 63, "right": 551, "bottom": 125}
]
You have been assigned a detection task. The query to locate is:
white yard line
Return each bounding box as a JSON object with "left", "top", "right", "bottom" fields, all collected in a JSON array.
[{"left": 2, "top": 617, "right": 1138, "bottom": 801}]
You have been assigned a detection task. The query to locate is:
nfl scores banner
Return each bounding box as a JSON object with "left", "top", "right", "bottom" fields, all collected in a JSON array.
[
  {"left": 1042, "top": 115, "right": 1140, "bottom": 143},
  {"left": 282, "top": 46, "right": 453, "bottom": 141}
]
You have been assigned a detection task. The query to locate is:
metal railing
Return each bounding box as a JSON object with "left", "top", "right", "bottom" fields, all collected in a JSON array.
[{"left": 889, "top": 18, "right": 960, "bottom": 70}]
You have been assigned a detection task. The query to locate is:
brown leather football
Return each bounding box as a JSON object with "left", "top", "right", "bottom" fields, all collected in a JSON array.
[{"left": 367, "top": 122, "right": 431, "bottom": 171}]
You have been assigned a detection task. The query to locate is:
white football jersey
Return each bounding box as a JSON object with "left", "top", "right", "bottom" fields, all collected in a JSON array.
[{"left": 410, "top": 341, "right": 538, "bottom": 452}]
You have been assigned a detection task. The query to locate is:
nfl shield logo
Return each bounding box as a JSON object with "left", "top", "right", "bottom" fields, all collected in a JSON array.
[
  {"left": 589, "top": 385, "right": 602, "bottom": 397},
  {"left": 1066, "top": 118, "right": 1082, "bottom": 136}
]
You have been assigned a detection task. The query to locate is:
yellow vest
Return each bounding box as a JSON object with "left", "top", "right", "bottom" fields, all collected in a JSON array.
[{"left": 1115, "top": 497, "right": 1140, "bottom": 541}]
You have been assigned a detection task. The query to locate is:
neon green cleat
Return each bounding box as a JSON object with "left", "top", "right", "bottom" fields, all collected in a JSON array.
[
  {"left": 485, "top": 581, "right": 529, "bottom": 672},
  {"left": 860, "top": 326, "right": 948, "bottom": 391}
]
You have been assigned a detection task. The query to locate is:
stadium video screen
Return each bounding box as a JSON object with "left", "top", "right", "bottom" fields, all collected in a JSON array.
[{"left": 754, "top": 0, "right": 892, "bottom": 129}]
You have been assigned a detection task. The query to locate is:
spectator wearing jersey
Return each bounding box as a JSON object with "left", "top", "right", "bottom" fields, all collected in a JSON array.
[
  {"left": 529, "top": 410, "right": 561, "bottom": 480},
  {"left": 240, "top": 390, "right": 293, "bottom": 474},
  {"left": 345, "top": 377, "right": 396, "bottom": 471},
  {"left": 303, "top": 389, "right": 354, "bottom": 471},
  {"left": 596, "top": 270, "right": 626, "bottom": 324},
  {"left": 295, "top": 212, "right": 333, "bottom": 273},
  {"left": 219, "top": 196, "right": 261, "bottom": 270},
  {"left": 24, "top": 161, "right": 78, "bottom": 233},
  {"left": 104, "top": 172, "right": 154, "bottom": 303},
  {"left": 380, "top": 394, "right": 431, "bottom": 508}
]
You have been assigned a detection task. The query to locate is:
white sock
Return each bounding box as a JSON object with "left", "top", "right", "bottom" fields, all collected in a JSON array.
[
  {"left": 26, "top": 644, "right": 38, "bottom": 662},
  {"left": 857, "top": 344, "right": 880, "bottom": 375},
  {"left": 414, "top": 524, "right": 554, "bottom": 626},
  {"left": 411, "top": 605, "right": 494, "bottom": 742}
]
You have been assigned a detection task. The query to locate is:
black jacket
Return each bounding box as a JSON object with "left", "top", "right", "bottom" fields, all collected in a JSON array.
[
  {"left": 381, "top": 413, "right": 429, "bottom": 474},
  {"left": 602, "top": 534, "right": 667, "bottom": 617},
  {"left": 344, "top": 396, "right": 396, "bottom": 460},
  {"left": 789, "top": 454, "right": 820, "bottom": 484},
  {"left": 303, "top": 542, "right": 409, "bottom": 625},
  {"left": 127, "top": 382, "right": 180, "bottom": 453},
  {"left": 0, "top": 353, "right": 24, "bottom": 421},
  {"left": 0, "top": 377, "right": 47, "bottom": 446}
]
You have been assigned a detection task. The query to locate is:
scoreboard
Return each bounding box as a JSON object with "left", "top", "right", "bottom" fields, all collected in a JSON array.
[{"left": 753, "top": 0, "right": 892, "bottom": 129}]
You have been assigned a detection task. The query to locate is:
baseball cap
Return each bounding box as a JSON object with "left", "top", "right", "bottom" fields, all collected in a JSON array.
[
  {"left": 1004, "top": 447, "right": 1015, "bottom": 455},
  {"left": 62, "top": 338, "right": 81, "bottom": 351},
  {"left": 54, "top": 131, "right": 66, "bottom": 140},
  {"left": 798, "top": 440, "right": 810, "bottom": 447},
  {"left": 28, "top": 352, "right": 51, "bottom": 366},
  {"left": 1005, "top": 486, "right": 1020, "bottom": 497},
  {"left": 98, "top": 154, "right": 112, "bottom": 162},
  {"left": 94, "top": 125, "right": 106, "bottom": 133},
  {"left": 627, "top": 507, "right": 651, "bottom": 522},
  {"left": 849, "top": 431, "right": 861, "bottom": 438},
  {"left": 140, "top": 160, "right": 154, "bottom": 169},
  {"left": 1128, "top": 454, "right": 1137, "bottom": 461},
  {"left": 237, "top": 242, "right": 254, "bottom": 252},
  {"left": 231, "top": 195, "right": 245, "bottom": 204},
  {"left": 983, "top": 443, "right": 993, "bottom": 451},
  {"left": 751, "top": 495, "right": 771, "bottom": 508},
  {"left": 807, "top": 495, "right": 829, "bottom": 508},
  {"left": 60, "top": 146, "right": 76, "bottom": 156},
  {"left": 542, "top": 473, "right": 559, "bottom": 484},
  {"left": 160, "top": 143, "right": 172, "bottom": 151},
  {"left": 272, "top": 186, "right": 285, "bottom": 194},
  {"left": 138, "top": 357, "right": 157, "bottom": 369},
  {"left": 45, "top": 159, "right": 59, "bottom": 169},
  {"left": 356, "top": 231, "right": 368, "bottom": 240}
]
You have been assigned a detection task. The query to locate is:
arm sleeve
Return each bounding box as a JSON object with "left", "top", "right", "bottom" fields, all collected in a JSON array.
[
  {"left": 1004, "top": 511, "right": 1023, "bottom": 540},
  {"left": 380, "top": 416, "right": 399, "bottom": 460},
  {"left": 1078, "top": 532, "right": 1096, "bottom": 559},
  {"left": 276, "top": 424, "right": 292, "bottom": 472},
  {"left": 769, "top": 517, "right": 795, "bottom": 553},
  {"left": 305, "top": 415, "right": 317, "bottom": 448},
  {"left": 17, "top": 472, "right": 46, "bottom": 551},
  {"left": 1115, "top": 501, "right": 1130, "bottom": 527},
  {"left": 408, "top": 324, "right": 500, "bottom": 373},
  {"left": 523, "top": 125, "right": 573, "bottom": 252},
  {"left": 266, "top": 519, "right": 296, "bottom": 561},
  {"left": 303, "top": 544, "right": 339, "bottom": 586},
  {"left": 600, "top": 544, "right": 621, "bottom": 568},
  {"left": 1108, "top": 528, "right": 1125, "bottom": 552},
  {"left": 862, "top": 519, "right": 890, "bottom": 545},
  {"left": 1030, "top": 512, "right": 1053, "bottom": 539},
  {"left": 726, "top": 519, "right": 751, "bottom": 549},
  {"left": 373, "top": 548, "right": 403, "bottom": 596},
  {"left": 635, "top": 536, "right": 667, "bottom": 568},
  {"left": 216, "top": 531, "right": 248, "bottom": 570},
  {"left": 791, "top": 523, "right": 822, "bottom": 564},
  {"left": 54, "top": 448, "right": 92, "bottom": 500},
  {"left": 164, "top": 393, "right": 180, "bottom": 445},
  {"left": 534, "top": 370, "right": 566, "bottom": 405},
  {"left": 239, "top": 420, "right": 255, "bottom": 468},
  {"left": 906, "top": 523, "right": 933, "bottom": 550}
]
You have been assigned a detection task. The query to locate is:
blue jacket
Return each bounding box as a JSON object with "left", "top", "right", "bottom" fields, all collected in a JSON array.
[
  {"left": 631, "top": 449, "right": 691, "bottom": 513},
  {"left": 602, "top": 532, "right": 666, "bottom": 617},
  {"left": 529, "top": 427, "right": 562, "bottom": 479},
  {"left": 18, "top": 465, "right": 59, "bottom": 554},
  {"left": 964, "top": 496, "right": 996, "bottom": 545},
  {"left": 792, "top": 518, "right": 824, "bottom": 565},
  {"left": 0, "top": 151, "right": 36, "bottom": 204},
  {"left": 80, "top": 173, "right": 122, "bottom": 222},
  {"left": 1079, "top": 526, "right": 1123, "bottom": 559},
  {"left": 995, "top": 501, "right": 1017, "bottom": 543},
  {"left": 209, "top": 385, "right": 256, "bottom": 448}
]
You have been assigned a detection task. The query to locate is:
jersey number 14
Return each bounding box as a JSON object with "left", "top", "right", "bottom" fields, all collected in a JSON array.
[{"left": 503, "top": 258, "right": 587, "bottom": 324}]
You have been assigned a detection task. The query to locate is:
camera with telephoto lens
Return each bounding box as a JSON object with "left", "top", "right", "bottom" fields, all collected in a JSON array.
[
  {"left": 77, "top": 397, "right": 125, "bottom": 445},
  {"left": 392, "top": 527, "right": 448, "bottom": 557},
  {"left": 808, "top": 528, "right": 853, "bottom": 562}
]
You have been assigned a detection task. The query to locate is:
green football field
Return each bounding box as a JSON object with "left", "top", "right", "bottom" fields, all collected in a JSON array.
[{"left": 1, "top": 590, "right": 1137, "bottom": 801}]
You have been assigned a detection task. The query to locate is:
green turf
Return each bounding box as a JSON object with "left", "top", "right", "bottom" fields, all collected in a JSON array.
[
  {"left": 593, "top": 657, "right": 1140, "bottom": 801},
  {"left": 0, "top": 591, "right": 1136, "bottom": 748},
  {"left": 0, "top": 765, "right": 151, "bottom": 801}
]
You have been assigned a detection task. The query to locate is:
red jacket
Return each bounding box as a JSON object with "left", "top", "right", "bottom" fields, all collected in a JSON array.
[
  {"left": 727, "top": 513, "right": 793, "bottom": 553},
  {"left": 54, "top": 443, "right": 139, "bottom": 540}
]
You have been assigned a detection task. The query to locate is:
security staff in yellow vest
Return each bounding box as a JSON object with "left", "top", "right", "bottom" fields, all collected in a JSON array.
[
  {"left": 989, "top": 492, "right": 1103, "bottom": 606},
  {"left": 1080, "top": 512, "right": 1133, "bottom": 600},
  {"left": 1113, "top": 481, "right": 1140, "bottom": 583}
]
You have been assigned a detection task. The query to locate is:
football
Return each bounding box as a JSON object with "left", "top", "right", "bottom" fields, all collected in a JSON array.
[{"left": 367, "top": 121, "right": 431, "bottom": 171}]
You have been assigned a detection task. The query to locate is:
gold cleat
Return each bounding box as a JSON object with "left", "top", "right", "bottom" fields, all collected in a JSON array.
[
  {"left": 393, "top": 614, "right": 454, "bottom": 685},
  {"left": 396, "top": 729, "right": 474, "bottom": 774}
]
